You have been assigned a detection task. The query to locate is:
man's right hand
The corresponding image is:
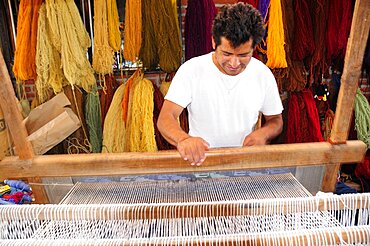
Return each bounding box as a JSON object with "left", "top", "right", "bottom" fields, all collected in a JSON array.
[{"left": 177, "top": 137, "right": 210, "bottom": 166}]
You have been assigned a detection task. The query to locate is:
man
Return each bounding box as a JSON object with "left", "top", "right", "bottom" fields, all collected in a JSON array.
[{"left": 158, "top": 3, "right": 283, "bottom": 166}]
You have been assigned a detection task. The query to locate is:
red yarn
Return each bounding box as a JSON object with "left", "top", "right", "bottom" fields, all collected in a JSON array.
[
  {"left": 285, "top": 90, "right": 324, "bottom": 143},
  {"left": 99, "top": 75, "right": 119, "bottom": 126},
  {"left": 302, "top": 89, "right": 324, "bottom": 142},
  {"left": 326, "top": 0, "right": 354, "bottom": 62},
  {"left": 285, "top": 93, "right": 301, "bottom": 143},
  {"left": 355, "top": 152, "right": 370, "bottom": 180},
  {"left": 238, "top": 0, "right": 260, "bottom": 9},
  {"left": 292, "top": 0, "right": 315, "bottom": 60}
]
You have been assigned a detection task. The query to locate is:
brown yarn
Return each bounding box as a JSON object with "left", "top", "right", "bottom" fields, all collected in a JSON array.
[
  {"left": 152, "top": 81, "right": 174, "bottom": 150},
  {"left": 279, "top": 0, "right": 307, "bottom": 92},
  {"left": 99, "top": 75, "right": 119, "bottom": 126}
]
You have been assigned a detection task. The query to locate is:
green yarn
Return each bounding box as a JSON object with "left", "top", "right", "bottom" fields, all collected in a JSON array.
[
  {"left": 354, "top": 88, "right": 370, "bottom": 149},
  {"left": 85, "top": 84, "right": 103, "bottom": 153}
]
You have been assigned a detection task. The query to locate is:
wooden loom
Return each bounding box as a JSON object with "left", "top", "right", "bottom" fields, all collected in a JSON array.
[{"left": 0, "top": 0, "right": 369, "bottom": 245}]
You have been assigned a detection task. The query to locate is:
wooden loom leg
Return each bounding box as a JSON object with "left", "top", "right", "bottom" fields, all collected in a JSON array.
[
  {"left": 322, "top": 0, "right": 370, "bottom": 192},
  {"left": 0, "top": 47, "right": 33, "bottom": 159}
]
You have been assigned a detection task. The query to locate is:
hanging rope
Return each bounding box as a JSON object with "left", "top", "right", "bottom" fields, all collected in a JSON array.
[
  {"left": 354, "top": 88, "right": 370, "bottom": 149},
  {"left": 123, "top": 0, "right": 142, "bottom": 62}
]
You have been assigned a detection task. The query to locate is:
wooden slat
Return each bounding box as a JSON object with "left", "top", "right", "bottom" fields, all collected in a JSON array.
[
  {"left": 0, "top": 46, "right": 33, "bottom": 159},
  {"left": 0, "top": 140, "right": 366, "bottom": 179},
  {"left": 322, "top": 0, "right": 370, "bottom": 192}
]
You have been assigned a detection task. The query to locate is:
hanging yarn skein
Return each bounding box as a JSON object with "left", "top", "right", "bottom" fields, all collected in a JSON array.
[
  {"left": 13, "top": 0, "right": 43, "bottom": 82},
  {"left": 102, "top": 83, "right": 126, "bottom": 153},
  {"left": 125, "top": 73, "right": 157, "bottom": 152},
  {"left": 93, "top": 0, "right": 115, "bottom": 75},
  {"left": 123, "top": 0, "right": 142, "bottom": 62},
  {"left": 140, "top": 0, "right": 182, "bottom": 72},
  {"left": 36, "top": 3, "right": 68, "bottom": 103},
  {"left": 85, "top": 84, "right": 103, "bottom": 153},
  {"left": 265, "top": 0, "right": 287, "bottom": 69},
  {"left": 185, "top": 0, "right": 216, "bottom": 61},
  {"left": 354, "top": 88, "right": 370, "bottom": 149},
  {"left": 139, "top": 0, "right": 159, "bottom": 70},
  {"left": 107, "top": 0, "right": 121, "bottom": 52},
  {"left": 46, "top": 0, "right": 96, "bottom": 92}
]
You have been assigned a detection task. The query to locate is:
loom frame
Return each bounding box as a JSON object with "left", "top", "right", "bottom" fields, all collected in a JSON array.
[{"left": 0, "top": 0, "right": 369, "bottom": 200}]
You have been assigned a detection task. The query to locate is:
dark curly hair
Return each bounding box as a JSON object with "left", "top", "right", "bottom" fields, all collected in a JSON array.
[{"left": 212, "top": 3, "right": 265, "bottom": 49}]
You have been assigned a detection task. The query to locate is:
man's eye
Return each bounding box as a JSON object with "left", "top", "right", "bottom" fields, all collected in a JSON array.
[{"left": 223, "top": 53, "right": 231, "bottom": 56}]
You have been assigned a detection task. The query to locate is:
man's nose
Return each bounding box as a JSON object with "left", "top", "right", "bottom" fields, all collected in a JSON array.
[{"left": 229, "top": 56, "right": 240, "bottom": 67}]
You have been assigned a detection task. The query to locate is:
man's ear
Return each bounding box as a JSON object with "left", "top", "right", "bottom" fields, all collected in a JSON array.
[{"left": 212, "top": 37, "right": 216, "bottom": 50}]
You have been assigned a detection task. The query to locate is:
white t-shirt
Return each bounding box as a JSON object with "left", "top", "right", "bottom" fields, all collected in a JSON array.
[{"left": 165, "top": 52, "right": 283, "bottom": 148}]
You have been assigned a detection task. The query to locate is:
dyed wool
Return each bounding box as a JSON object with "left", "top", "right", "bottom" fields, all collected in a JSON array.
[
  {"left": 93, "top": 0, "right": 115, "bottom": 75},
  {"left": 354, "top": 89, "right": 370, "bottom": 149},
  {"left": 45, "top": 0, "right": 96, "bottom": 92},
  {"left": 85, "top": 85, "right": 103, "bottom": 153},
  {"left": 102, "top": 83, "right": 126, "bottom": 153},
  {"left": 123, "top": 0, "right": 142, "bottom": 62},
  {"left": 265, "top": 0, "right": 287, "bottom": 68},
  {"left": 185, "top": 0, "right": 216, "bottom": 61},
  {"left": 125, "top": 76, "right": 157, "bottom": 152},
  {"left": 13, "top": 0, "right": 43, "bottom": 82}
]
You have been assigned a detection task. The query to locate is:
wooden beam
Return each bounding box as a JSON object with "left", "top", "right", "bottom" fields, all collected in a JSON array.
[
  {"left": 0, "top": 47, "right": 33, "bottom": 159},
  {"left": 322, "top": 0, "right": 370, "bottom": 192},
  {"left": 0, "top": 141, "right": 366, "bottom": 179}
]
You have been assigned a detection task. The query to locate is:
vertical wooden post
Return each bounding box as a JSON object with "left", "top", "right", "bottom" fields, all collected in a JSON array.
[
  {"left": 321, "top": 0, "right": 370, "bottom": 191},
  {"left": 0, "top": 48, "right": 33, "bottom": 159}
]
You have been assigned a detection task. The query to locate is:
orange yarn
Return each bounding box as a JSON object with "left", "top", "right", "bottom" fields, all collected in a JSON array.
[{"left": 13, "top": 0, "right": 43, "bottom": 81}]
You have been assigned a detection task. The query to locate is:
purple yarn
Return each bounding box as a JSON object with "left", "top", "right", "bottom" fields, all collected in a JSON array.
[
  {"left": 185, "top": 0, "right": 216, "bottom": 61},
  {"left": 258, "top": 0, "right": 270, "bottom": 19}
]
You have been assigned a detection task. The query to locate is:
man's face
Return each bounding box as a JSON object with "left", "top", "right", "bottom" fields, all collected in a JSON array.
[{"left": 212, "top": 37, "right": 254, "bottom": 76}]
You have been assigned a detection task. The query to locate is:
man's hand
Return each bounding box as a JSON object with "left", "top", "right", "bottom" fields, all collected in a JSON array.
[
  {"left": 243, "top": 130, "right": 268, "bottom": 146},
  {"left": 177, "top": 137, "right": 210, "bottom": 166},
  {"left": 243, "top": 114, "right": 283, "bottom": 146}
]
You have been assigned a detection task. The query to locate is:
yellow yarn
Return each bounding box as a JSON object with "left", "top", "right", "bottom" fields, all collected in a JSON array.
[
  {"left": 126, "top": 73, "right": 157, "bottom": 152},
  {"left": 93, "top": 0, "right": 115, "bottom": 75},
  {"left": 107, "top": 0, "right": 121, "bottom": 52},
  {"left": 155, "top": 0, "right": 182, "bottom": 72},
  {"left": 159, "top": 81, "right": 171, "bottom": 96},
  {"left": 140, "top": 0, "right": 181, "bottom": 72},
  {"left": 45, "top": 0, "right": 96, "bottom": 92},
  {"left": 36, "top": 3, "right": 68, "bottom": 103},
  {"left": 102, "top": 83, "right": 126, "bottom": 153},
  {"left": 123, "top": 0, "right": 142, "bottom": 62},
  {"left": 139, "top": 0, "right": 159, "bottom": 70},
  {"left": 265, "top": 0, "right": 287, "bottom": 69}
]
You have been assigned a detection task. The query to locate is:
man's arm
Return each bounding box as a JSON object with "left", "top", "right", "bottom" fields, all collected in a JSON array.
[
  {"left": 158, "top": 100, "right": 209, "bottom": 165},
  {"left": 243, "top": 114, "right": 283, "bottom": 146}
]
